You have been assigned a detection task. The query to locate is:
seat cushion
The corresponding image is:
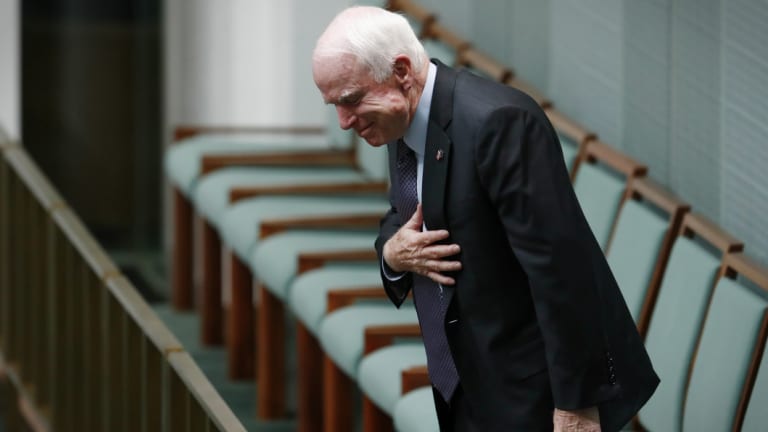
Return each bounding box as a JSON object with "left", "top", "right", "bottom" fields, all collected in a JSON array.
[
  {"left": 319, "top": 304, "right": 419, "bottom": 377},
  {"left": 358, "top": 344, "right": 427, "bottom": 415},
  {"left": 221, "top": 195, "right": 389, "bottom": 262},
  {"left": 393, "top": 387, "right": 439, "bottom": 432},
  {"left": 164, "top": 133, "right": 330, "bottom": 196},
  {"left": 250, "top": 230, "right": 377, "bottom": 300},
  {"left": 289, "top": 263, "right": 383, "bottom": 335},
  {"left": 192, "top": 167, "right": 366, "bottom": 226}
]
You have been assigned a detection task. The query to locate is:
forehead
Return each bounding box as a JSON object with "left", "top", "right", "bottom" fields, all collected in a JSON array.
[{"left": 313, "top": 55, "right": 375, "bottom": 103}]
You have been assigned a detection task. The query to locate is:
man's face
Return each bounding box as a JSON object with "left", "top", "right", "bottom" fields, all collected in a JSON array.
[{"left": 313, "top": 55, "right": 411, "bottom": 147}]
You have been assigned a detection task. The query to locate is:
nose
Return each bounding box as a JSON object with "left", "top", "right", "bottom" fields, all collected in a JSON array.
[{"left": 336, "top": 105, "right": 356, "bottom": 130}]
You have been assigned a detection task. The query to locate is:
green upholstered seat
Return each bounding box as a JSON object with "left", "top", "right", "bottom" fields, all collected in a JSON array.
[
  {"left": 393, "top": 387, "right": 439, "bottom": 432},
  {"left": 192, "top": 167, "right": 366, "bottom": 227},
  {"left": 288, "top": 262, "right": 383, "bottom": 336},
  {"left": 220, "top": 195, "right": 389, "bottom": 262},
  {"left": 741, "top": 340, "right": 768, "bottom": 431},
  {"left": 164, "top": 133, "right": 330, "bottom": 197},
  {"left": 557, "top": 133, "right": 578, "bottom": 172},
  {"left": 639, "top": 237, "right": 722, "bottom": 431},
  {"left": 422, "top": 38, "right": 457, "bottom": 66},
  {"left": 572, "top": 163, "right": 626, "bottom": 249},
  {"left": 358, "top": 343, "right": 427, "bottom": 415},
  {"left": 249, "top": 230, "right": 377, "bottom": 300},
  {"left": 682, "top": 278, "right": 768, "bottom": 432},
  {"left": 606, "top": 199, "right": 669, "bottom": 321},
  {"left": 319, "top": 304, "right": 419, "bottom": 378},
  {"left": 165, "top": 105, "right": 353, "bottom": 196}
]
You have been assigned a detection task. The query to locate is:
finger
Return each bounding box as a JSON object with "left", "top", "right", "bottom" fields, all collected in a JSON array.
[
  {"left": 422, "top": 244, "right": 461, "bottom": 259},
  {"left": 425, "top": 259, "right": 462, "bottom": 272},
  {"left": 426, "top": 271, "right": 455, "bottom": 286},
  {"left": 403, "top": 203, "right": 424, "bottom": 229},
  {"left": 416, "top": 229, "right": 451, "bottom": 245}
]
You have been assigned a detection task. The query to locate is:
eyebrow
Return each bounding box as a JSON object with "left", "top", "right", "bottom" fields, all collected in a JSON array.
[{"left": 337, "top": 89, "right": 364, "bottom": 105}]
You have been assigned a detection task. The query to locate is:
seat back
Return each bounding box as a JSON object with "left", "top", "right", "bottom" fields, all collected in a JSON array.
[
  {"left": 572, "top": 140, "right": 646, "bottom": 249},
  {"left": 682, "top": 253, "right": 768, "bottom": 432},
  {"left": 639, "top": 213, "right": 743, "bottom": 431},
  {"left": 605, "top": 177, "right": 689, "bottom": 325}
]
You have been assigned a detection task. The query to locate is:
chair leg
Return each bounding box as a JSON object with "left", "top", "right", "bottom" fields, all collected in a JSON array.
[
  {"left": 257, "top": 284, "right": 286, "bottom": 419},
  {"left": 172, "top": 188, "right": 193, "bottom": 310},
  {"left": 227, "top": 254, "right": 254, "bottom": 379},
  {"left": 323, "top": 355, "right": 354, "bottom": 432},
  {"left": 363, "top": 396, "right": 393, "bottom": 432},
  {"left": 296, "top": 321, "right": 323, "bottom": 432},
  {"left": 201, "top": 218, "right": 223, "bottom": 345}
]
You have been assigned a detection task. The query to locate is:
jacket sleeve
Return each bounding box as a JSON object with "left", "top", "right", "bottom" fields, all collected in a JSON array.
[{"left": 474, "top": 106, "right": 622, "bottom": 410}]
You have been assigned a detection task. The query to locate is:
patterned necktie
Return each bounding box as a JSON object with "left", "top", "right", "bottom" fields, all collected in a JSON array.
[{"left": 395, "top": 138, "right": 459, "bottom": 402}]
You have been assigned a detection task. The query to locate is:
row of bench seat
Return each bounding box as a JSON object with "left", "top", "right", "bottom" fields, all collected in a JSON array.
[{"left": 163, "top": 1, "right": 768, "bottom": 431}]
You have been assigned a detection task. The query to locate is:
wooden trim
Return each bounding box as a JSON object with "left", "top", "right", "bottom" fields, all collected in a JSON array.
[
  {"left": 201, "top": 149, "right": 356, "bottom": 175},
  {"left": 544, "top": 107, "right": 596, "bottom": 148},
  {"left": 172, "top": 188, "right": 194, "bottom": 310},
  {"left": 256, "top": 284, "right": 286, "bottom": 418},
  {"left": 679, "top": 212, "right": 744, "bottom": 254},
  {"left": 201, "top": 219, "right": 223, "bottom": 345},
  {"left": 326, "top": 286, "right": 387, "bottom": 313},
  {"left": 628, "top": 177, "right": 689, "bottom": 216},
  {"left": 230, "top": 181, "right": 388, "bottom": 203},
  {"left": 173, "top": 125, "right": 324, "bottom": 142},
  {"left": 582, "top": 140, "right": 648, "bottom": 178},
  {"left": 297, "top": 249, "right": 379, "bottom": 275},
  {"left": 459, "top": 48, "right": 514, "bottom": 83},
  {"left": 401, "top": 365, "right": 431, "bottom": 394},
  {"left": 323, "top": 355, "right": 355, "bottom": 432},
  {"left": 364, "top": 324, "right": 422, "bottom": 355},
  {"left": 259, "top": 213, "right": 383, "bottom": 239},
  {"left": 734, "top": 311, "right": 768, "bottom": 432},
  {"left": 296, "top": 322, "right": 324, "bottom": 432},
  {"left": 226, "top": 252, "right": 254, "bottom": 379},
  {"left": 722, "top": 252, "right": 768, "bottom": 293},
  {"left": 506, "top": 76, "right": 552, "bottom": 109},
  {"left": 425, "top": 22, "right": 471, "bottom": 53},
  {"left": 389, "top": 0, "right": 436, "bottom": 27}
]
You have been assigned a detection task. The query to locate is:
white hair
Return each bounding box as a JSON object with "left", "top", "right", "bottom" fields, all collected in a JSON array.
[{"left": 314, "top": 6, "right": 427, "bottom": 83}]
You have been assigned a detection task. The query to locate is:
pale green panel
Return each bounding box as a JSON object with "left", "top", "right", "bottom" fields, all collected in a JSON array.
[
  {"left": 622, "top": 0, "right": 671, "bottom": 180},
  {"left": 508, "top": 0, "right": 551, "bottom": 93},
  {"left": 471, "top": 0, "right": 509, "bottom": 63},
  {"left": 721, "top": 0, "right": 768, "bottom": 267},
  {"left": 548, "top": 0, "right": 624, "bottom": 146},
  {"left": 418, "top": 0, "right": 473, "bottom": 39},
  {"left": 669, "top": 0, "right": 721, "bottom": 219}
]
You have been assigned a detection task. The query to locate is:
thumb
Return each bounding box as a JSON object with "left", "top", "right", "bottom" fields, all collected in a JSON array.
[{"left": 404, "top": 203, "right": 423, "bottom": 229}]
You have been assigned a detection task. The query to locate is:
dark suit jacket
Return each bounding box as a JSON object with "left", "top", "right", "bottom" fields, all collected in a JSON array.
[{"left": 375, "top": 61, "right": 659, "bottom": 431}]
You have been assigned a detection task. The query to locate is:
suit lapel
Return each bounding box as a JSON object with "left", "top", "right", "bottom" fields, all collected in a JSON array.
[{"left": 422, "top": 61, "right": 457, "bottom": 232}]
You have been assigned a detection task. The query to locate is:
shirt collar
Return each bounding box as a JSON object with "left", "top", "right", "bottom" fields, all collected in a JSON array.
[{"left": 402, "top": 62, "right": 436, "bottom": 157}]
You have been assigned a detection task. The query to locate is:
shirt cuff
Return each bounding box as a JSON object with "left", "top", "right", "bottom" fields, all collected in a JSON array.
[{"left": 382, "top": 256, "right": 406, "bottom": 281}]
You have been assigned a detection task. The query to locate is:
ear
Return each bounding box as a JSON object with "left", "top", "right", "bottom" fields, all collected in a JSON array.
[{"left": 392, "top": 55, "right": 413, "bottom": 89}]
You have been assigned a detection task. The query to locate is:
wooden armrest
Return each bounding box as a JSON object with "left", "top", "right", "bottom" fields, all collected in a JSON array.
[
  {"left": 583, "top": 140, "right": 647, "bottom": 178},
  {"left": 679, "top": 212, "right": 744, "bottom": 254},
  {"left": 544, "top": 107, "right": 596, "bottom": 146},
  {"left": 627, "top": 177, "right": 690, "bottom": 216},
  {"left": 327, "top": 286, "right": 387, "bottom": 313},
  {"left": 722, "top": 252, "right": 768, "bottom": 293},
  {"left": 459, "top": 48, "right": 513, "bottom": 83},
  {"left": 173, "top": 125, "right": 324, "bottom": 142},
  {"left": 390, "top": 0, "right": 436, "bottom": 28},
  {"left": 201, "top": 149, "right": 356, "bottom": 175},
  {"left": 364, "top": 323, "right": 422, "bottom": 355},
  {"left": 229, "top": 181, "right": 388, "bottom": 203},
  {"left": 506, "top": 76, "right": 552, "bottom": 109},
  {"left": 425, "top": 22, "right": 471, "bottom": 53},
  {"left": 259, "top": 213, "right": 383, "bottom": 239},
  {"left": 402, "top": 365, "right": 431, "bottom": 394},
  {"left": 298, "top": 249, "right": 379, "bottom": 274}
]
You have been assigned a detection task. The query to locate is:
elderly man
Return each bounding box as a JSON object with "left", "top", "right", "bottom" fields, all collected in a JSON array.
[{"left": 312, "top": 6, "right": 657, "bottom": 431}]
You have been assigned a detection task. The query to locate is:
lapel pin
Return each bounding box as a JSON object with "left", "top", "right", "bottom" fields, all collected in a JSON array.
[{"left": 436, "top": 149, "right": 445, "bottom": 161}]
